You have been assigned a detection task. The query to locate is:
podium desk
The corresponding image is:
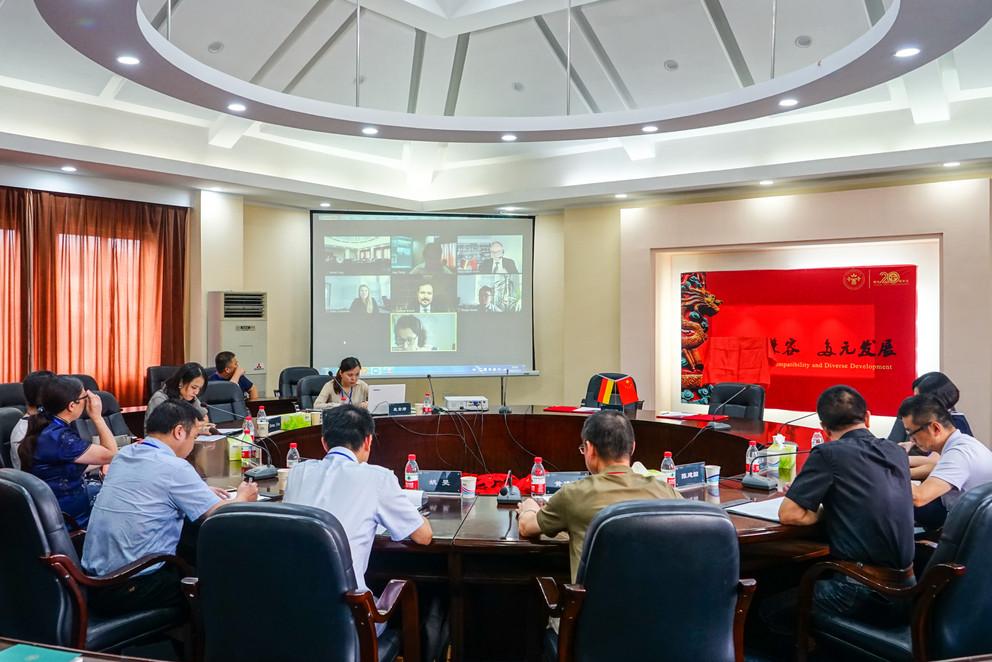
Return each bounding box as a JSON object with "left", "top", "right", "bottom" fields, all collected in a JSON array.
[{"left": 193, "top": 407, "right": 826, "bottom": 661}]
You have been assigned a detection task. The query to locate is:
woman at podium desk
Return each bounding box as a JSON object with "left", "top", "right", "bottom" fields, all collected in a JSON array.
[{"left": 314, "top": 356, "right": 369, "bottom": 409}]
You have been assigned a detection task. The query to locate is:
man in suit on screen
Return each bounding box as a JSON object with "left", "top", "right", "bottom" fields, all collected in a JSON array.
[{"left": 478, "top": 241, "right": 518, "bottom": 274}]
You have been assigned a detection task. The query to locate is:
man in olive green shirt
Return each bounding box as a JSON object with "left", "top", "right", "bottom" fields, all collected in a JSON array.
[{"left": 517, "top": 410, "right": 681, "bottom": 582}]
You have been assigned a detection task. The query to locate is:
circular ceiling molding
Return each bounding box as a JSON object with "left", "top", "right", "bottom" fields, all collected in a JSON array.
[{"left": 34, "top": 0, "right": 992, "bottom": 143}]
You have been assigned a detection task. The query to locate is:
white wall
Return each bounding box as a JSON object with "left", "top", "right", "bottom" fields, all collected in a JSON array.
[{"left": 621, "top": 179, "right": 992, "bottom": 440}]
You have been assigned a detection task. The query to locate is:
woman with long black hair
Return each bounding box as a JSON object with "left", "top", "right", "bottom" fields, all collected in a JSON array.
[
  {"left": 314, "top": 357, "right": 369, "bottom": 409},
  {"left": 18, "top": 375, "right": 117, "bottom": 529},
  {"left": 146, "top": 362, "right": 210, "bottom": 423}
]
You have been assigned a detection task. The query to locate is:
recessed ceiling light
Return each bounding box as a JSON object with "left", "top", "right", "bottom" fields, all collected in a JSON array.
[
  {"left": 60, "top": 165, "right": 77, "bottom": 173},
  {"left": 895, "top": 47, "right": 921, "bottom": 58},
  {"left": 501, "top": 134, "right": 518, "bottom": 142},
  {"left": 227, "top": 102, "right": 246, "bottom": 113},
  {"left": 759, "top": 179, "right": 775, "bottom": 186},
  {"left": 943, "top": 161, "right": 961, "bottom": 168},
  {"left": 207, "top": 41, "right": 224, "bottom": 54},
  {"left": 614, "top": 193, "right": 628, "bottom": 199},
  {"left": 663, "top": 59, "right": 679, "bottom": 71},
  {"left": 361, "top": 126, "right": 379, "bottom": 136},
  {"left": 778, "top": 98, "right": 799, "bottom": 108},
  {"left": 641, "top": 125, "right": 659, "bottom": 133},
  {"left": 795, "top": 35, "right": 813, "bottom": 48},
  {"left": 116, "top": 55, "right": 140, "bottom": 66},
  {"left": 512, "top": 81, "right": 525, "bottom": 92},
  {"left": 319, "top": 202, "right": 331, "bottom": 208}
]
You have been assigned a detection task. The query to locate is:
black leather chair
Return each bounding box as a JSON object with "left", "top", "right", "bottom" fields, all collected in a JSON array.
[
  {"left": 0, "top": 383, "right": 26, "bottom": 412},
  {"left": 0, "top": 469, "right": 190, "bottom": 651},
  {"left": 708, "top": 382, "right": 765, "bottom": 420},
  {"left": 537, "top": 500, "right": 755, "bottom": 662},
  {"left": 200, "top": 380, "right": 249, "bottom": 423},
  {"left": 276, "top": 366, "right": 318, "bottom": 399},
  {"left": 72, "top": 391, "right": 132, "bottom": 440},
  {"left": 183, "top": 502, "right": 419, "bottom": 662},
  {"left": 0, "top": 407, "right": 25, "bottom": 468},
  {"left": 795, "top": 484, "right": 992, "bottom": 661},
  {"left": 145, "top": 365, "right": 179, "bottom": 402},
  {"left": 297, "top": 375, "right": 332, "bottom": 409},
  {"left": 580, "top": 373, "right": 641, "bottom": 409},
  {"left": 63, "top": 374, "right": 99, "bottom": 392}
]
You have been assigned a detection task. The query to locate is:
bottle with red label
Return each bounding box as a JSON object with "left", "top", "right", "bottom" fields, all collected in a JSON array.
[
  {"left": 746, "top": 440, "right": 761, "bottom": 474},
  {"left": 404, "top": 454, "right": 420, "bottom": 489},
  {"left": 660, "top": 451, "right": 676, "bottom": 486},
  {"left": 531, "top": 457, "right": 547, "bottom": 496}
]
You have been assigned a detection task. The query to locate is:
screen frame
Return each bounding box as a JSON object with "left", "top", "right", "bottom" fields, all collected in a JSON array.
[{"left": 309, "top": 209, "right": 538, "bottom": 379}]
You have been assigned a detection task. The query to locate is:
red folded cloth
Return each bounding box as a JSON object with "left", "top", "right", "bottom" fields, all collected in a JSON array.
[
  {"left": 543, "top": 406, "right": 594, "bottom": 414},
  {"left": 656, "top": 413, "right": 730, "bottom": 421}
]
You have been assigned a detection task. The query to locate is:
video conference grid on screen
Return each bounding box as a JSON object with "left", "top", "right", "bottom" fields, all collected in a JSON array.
[{"left": 311, "top": 213, "right": 535, "bottom": 378}]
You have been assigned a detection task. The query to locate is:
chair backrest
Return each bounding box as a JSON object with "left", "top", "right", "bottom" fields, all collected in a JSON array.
[
  {"left": 196, "top": 503, "right": 362, "bottom": 662},
  {"left": 574, "top": 500, "right": 741, "bottom": 662},
  {"left": 0, "top": 383, "right": 26, "bottom": 413},
  {"left": 0, "top": 469, "right": 82, "bottom": 646},
  {"left": 72, "top": 391, "right": 131, "bottom": 439},
  {"left": 0, "top": 407, "right": 25, "bottom": 468},
  {"left": 580, "top": 373, "right": 630, "bottom": 407},
  {"left": 145, "top": 365, "right": 179, "bottom": 402},
  {"left": 279, "top": 367, "right": 319, "bottom": 399},
  {"left": 61, "top": 374, "right": 99, "bottom": 392},
  {"left": 708, "top": 382, "right": 765, "bottom": 421},
  {"left": 925, "top": 482, "right": 992, "bottom": 659},
  {"left": 297, "top": 375, "right": 332, "bottom": 410},
  {"left": 200, "top": 381, "right": 249, "bottom": 423}
]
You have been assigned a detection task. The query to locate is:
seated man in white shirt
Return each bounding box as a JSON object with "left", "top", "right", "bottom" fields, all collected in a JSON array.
[{"left": 284, "top": 405, "right": 442, "bottom": 656}]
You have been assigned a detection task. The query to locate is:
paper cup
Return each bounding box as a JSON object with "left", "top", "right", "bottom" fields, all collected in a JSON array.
[
  {"left": 460, "top": 475, "right": 477, "bottom": 498},
  {"left": 277, "top": 468, "right": 291, "bottom": 493},
  {"left": 705, "top": 464, "right": 721, "bottom": 484},
  {"left": 309, "top": 410, "right": 322, "bottom": 426}
]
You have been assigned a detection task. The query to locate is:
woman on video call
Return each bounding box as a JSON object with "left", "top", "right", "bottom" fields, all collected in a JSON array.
[
  {"left": 349, "top": 283, "right": 380, "bottom": 314},
  {"left": 314, "top": 357, "right": 369, "bottom": 408}
]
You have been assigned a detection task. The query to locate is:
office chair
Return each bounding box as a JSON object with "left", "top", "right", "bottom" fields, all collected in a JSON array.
[
  {"left": 580, "top": 373, "right": 641, "bottom": 409},
  {"left": 276, "top": 366, "right": 319, "bottom": 399},
  {"left": 0, "top": 469, "right": 190, "bottom": 651},
  {"left": 796, "top": 484, "right": 992, "bottom": 661},
  {"left": 145, "top": 365, "right": 179, "bottom": 402},
  {"left": 708, "top": 383, "right": 765, "bottom": 421},
  {"left": 200, "top": 380, "right": 249, "bottom": 424},
  {"left": 184, "top": 502, "right": 419, "bottom": 662},
  {"left": 72, "top": 390, "right": 132, "bottom": 439},
  {"left": 62, "top": 374, "right": 99, "bottom": 392},
  {"left": 0, "top": 383, "right": 26, "bottom": 412},
  {"left": 297, "top": 375, "right": 332, "bottom": 410},
  {"left": 0, "top": 407, "right": 24, "bottom": 468},
  {"left": 537, "top": 500, "right": 755, "bottom": 662}
]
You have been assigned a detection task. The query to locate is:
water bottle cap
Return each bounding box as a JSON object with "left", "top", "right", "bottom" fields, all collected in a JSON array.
[
  {"left": 290, "top": 443, "right": 297, "bottom": 448},
  {"left": 663, "top": 451, "right": 672, "bottom": 457},
  {"left": 408, "top": 454, "right": 416, "bottom": 460},
  {"left": 749, "top": 440, "right": 757, "bottom": 446},
  {"left": 534, "top": 456, "right": 542, "bottom": 463}
]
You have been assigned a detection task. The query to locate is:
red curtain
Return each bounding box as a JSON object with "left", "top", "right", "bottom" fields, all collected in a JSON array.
[{"left": 0, "top": 186, "right": 187, "bottom": 406}]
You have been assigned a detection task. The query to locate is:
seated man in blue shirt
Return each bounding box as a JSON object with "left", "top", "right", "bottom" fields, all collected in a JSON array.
[
  {"left": 211, "top": 351, "right": 258, "bottom": 400},
  {"left": 82, "top": 399, "right": 257, "bottom": 615},
  {"left": 900, "top": 394, "right": 992, "bottom": 529}
]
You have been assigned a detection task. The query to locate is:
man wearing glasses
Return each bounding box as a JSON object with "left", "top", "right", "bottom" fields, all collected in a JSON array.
[{"left": 899, "top": 393, "right": 992, "bottom": 529}]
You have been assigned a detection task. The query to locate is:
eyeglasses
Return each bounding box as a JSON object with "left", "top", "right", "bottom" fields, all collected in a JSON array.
[{"left": 906, "top": 423, "right": 930, "bottom": 440}]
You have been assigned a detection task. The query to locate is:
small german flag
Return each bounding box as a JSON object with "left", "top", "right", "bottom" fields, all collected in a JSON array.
[{"left": 596, "top": 377, "right": 614, "bottom": 404}]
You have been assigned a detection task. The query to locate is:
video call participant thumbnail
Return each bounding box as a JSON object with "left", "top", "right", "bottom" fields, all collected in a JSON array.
[
  {"left": 393, "top": 315, "right": 431, "bottom": 351},
  {"left": 479, "top": 241, "right": 518, "bottom": 274},
  {"left": 391, "top": 314, "right": 457, "bottom": 352},
  {"left": 410, "top": 241, "right": 454, "bottom": 275},
  {"left": 350, "top": 283, "right": 381, "bottom": 314}
]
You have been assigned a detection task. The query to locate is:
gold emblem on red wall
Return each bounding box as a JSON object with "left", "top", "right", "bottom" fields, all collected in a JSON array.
[
  {"left": 872, "top": 270, "right": 909, "bottom": 286},
  {"left": 842, "top": 269, "right": 866, "bottom": 290}
]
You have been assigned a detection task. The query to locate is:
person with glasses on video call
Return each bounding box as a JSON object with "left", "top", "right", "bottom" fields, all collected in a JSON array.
[{"left": 17, "top": 375, "right": 118, "bottom": 530}]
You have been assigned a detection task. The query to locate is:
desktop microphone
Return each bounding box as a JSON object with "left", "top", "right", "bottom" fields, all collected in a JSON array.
[
  {"left": 672, "top": 384, "right": 752, "bottom": 461},
  {"left": 741, "top": 447, "right": 816, "bottom": 490},
  {"left": 498, "top": 369, "right": 512, "bottom": 415},
  {"left": 496, "top": 470, "right": 522, "bottom": 504},
  {"left": 772, "top": 411, "right": 818, "bottom": 436},
  {"left": 425, "top": 374, "right": 445, "bottom": 413},
  {"left": 214, "top": 428, "right": 279, "bottom": 481}
]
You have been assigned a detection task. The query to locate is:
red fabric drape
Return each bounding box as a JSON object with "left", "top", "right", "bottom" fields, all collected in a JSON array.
[
  {"left": 0, "top": 188, "right": 29, "bottom": 380},
  {"left": 0, "top": 186, "right": 187, "bottom": 405}
]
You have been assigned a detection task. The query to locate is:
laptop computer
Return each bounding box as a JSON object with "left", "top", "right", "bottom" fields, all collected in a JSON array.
[{"left": 367, "top": 384, "right": 407, "bottom": 416}]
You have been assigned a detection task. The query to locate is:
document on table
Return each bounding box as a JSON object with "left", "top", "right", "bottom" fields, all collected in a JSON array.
[
  {"left": 197, "top": 434, "right": 228, "bottom": 442},
  {"left": 217, "top": 428, "right": 241, "bottom": 434},
  {"left": 725, "top": 496, "right": 785, "bottom": 523}
]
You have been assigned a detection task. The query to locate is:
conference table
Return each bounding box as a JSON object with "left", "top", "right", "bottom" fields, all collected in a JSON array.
[{"left": 189, "top": 405, "right": 828, "bottom": 661}]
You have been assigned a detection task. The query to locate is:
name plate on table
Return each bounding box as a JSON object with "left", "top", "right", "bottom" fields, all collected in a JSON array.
[
  {"left": 389, "top": 402, "right": 412, "bottom": 416},
  {"left": 420, "top": 470, "right": 461, "bottom": 493},
  {"left": 675, "top": 462, "right": 706, "bottom": 489},
  {"left": 547, "top": 471, "right": 590, "bottom": 493}
]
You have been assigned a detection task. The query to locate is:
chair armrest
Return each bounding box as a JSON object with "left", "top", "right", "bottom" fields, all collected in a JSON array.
[
  {"left": 346, "top": 580, "right": 421, "bottom": 662},
  {"left": 910, "top": 562, "right": 966, "bottom": 661},
  {"left": 555, "top": 585, "right": 587, "bottom": 662},
  {"left": 181, "top": 577, "right": 203, "bottom": 662},
  {"left": 916, "top": 539, "right": 938, "bottom": 551},
  {"left": 535, "top": 576, "right": 563, "bottom": 616},
  {"left": 42, "top": 553, "right": 193, "bottom": 588},
  {"left": 734, "top": 579, "right": 757, "bottom": 662}
]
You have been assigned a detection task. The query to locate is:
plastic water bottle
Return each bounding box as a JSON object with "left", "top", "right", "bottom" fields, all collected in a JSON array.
[
  {"left": 404, "top": 454, "right": 420, "bottom": 489},
  {"left": 746, "top": 440, "right": 760, "bottom": 474},
  {"left": 530, "top": 457, "right": 547, "bottom": 496},
  {"left": 293, "top": 402, "right": 301, "bottom": 413},
  {"left": 767, "top": 434, "right": 785, "bottom": 470},
  {"left": 660, "top": 451, "right": 676, "bottom": 486},
  {"left": 423, "top": 392, "right": 433, "bottom": 415},
  {"left": 811, "top": 431, "right": 825, "bottom": 447},
  {"left": 257, "top": 407, "right": 269, "bottom": 437},
  {"left": 286, "top": 442, "right": 300, "bottom": 469},
  {"left": 245, "top": 414, "right": 256, "bottom": 439}
]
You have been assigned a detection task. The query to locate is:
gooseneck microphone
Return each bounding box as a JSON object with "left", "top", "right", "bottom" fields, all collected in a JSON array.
[
  {"left": 426, "top": 374, "right": 444, "bottom": 412},
  {"left": 742, "top": 447, "right": 815, "bottom": 490},
  {"left": 499, "top": 369, "right": 512, "bottom": 415},
  {"left": 672, "top": 384, "right": 752, "bottom": 461},
  {"left": 772, "top": 411, "right": 818, "bottom": 436}
]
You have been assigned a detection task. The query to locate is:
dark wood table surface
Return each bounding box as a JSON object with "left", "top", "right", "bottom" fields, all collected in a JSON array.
[{"left": 189, "top": 406, "right": 827, "bottom": 661}]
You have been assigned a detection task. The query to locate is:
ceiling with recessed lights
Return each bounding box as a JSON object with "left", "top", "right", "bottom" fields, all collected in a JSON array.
[{"left": 0, "top": 0, "right": 990, "bottom": 212}]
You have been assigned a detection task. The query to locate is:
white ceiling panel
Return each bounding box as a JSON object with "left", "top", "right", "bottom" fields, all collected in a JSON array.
[
  {"left": 581, "top": 0, "right": 740, "bottom": 108},
  {"left": 113, "top": 81, "right": 222, "bottom": 122},
  {"left": 951, "top": 20, "right": 992, "bottom": 91}
]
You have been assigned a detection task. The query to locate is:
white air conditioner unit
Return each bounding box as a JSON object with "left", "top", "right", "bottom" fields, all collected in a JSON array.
[{"left": 206, "top": 292, "right": 268, "bottom": 396}]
